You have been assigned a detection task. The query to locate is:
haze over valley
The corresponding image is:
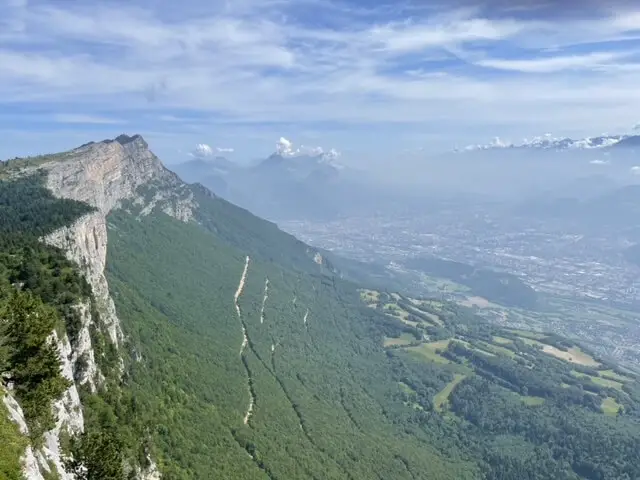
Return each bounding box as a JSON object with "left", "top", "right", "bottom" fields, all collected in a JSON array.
[{"left": 2, "top": 0, "right": 640, "bottom": 479}]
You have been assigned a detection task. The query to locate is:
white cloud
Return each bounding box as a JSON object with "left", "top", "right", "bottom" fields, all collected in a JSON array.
[
  {"left": 476, "top": 52, "right": 631, "bottom": 73},
  {"left": 631, "top": 166, "right": 640, "bottom": 174},
  {"left": 368, "top": 17, "right": 525, "bottom": 53},
  {"left": 276, "top": 137, "right": 294, "bottom": 156},
  {"left": 159, "top": 114, "right": 185, "bottom": 122},
  {"left": 2, "top": 0, "right": 640, "bottom": 156},
  {"left": 590, "top": 159, "right": 610, "bottom": 165},
  {"left": 52, "top": 113, "right": 125, "bottom": 124},
  {"left": 191, "top": 143, "right": 214, "bottom": 158},
  {"left": 216, "top": 147, "right": 234, "bottom": 153},
  {"left": 275, "top": 137, "right": 339, "bottom": 159}
]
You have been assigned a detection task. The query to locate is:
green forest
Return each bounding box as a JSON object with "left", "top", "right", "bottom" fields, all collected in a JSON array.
[
  {"left": 2, "top": 170, "right": 640, "bottom": 479},
  {"left": 406, "top": 256, "right": 538, "bottom": 309},
  {"left": 0, "top": 173, "right": 135, "bottom": 478}
]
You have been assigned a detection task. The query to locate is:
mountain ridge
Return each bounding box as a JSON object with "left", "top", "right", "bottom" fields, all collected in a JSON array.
[
  {"left": 456, "top": 132, "right": 640, "bottom": 152},
  {"left": 1, "top": 132, "right": 342, "bottom": 479}
]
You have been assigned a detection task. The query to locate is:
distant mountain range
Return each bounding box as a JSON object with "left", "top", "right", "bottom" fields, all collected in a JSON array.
[
  {"left": 173, "top": 131, "right": 640, "bottom": 221},
  {"left": 515, "top": 182, "right": 640, "bottom": 239},
  {"left": 173, "top": 138, "right": 377, "bottom": 221},
  {"left": 457, "top": 133, "right": 640, "bottom": 152}
]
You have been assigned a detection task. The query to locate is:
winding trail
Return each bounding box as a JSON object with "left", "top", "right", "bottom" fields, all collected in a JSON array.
[
  {"left": 303, "top": 308, "right": 309, "bottom": 327},
  {"left": 233, "top": 256, "right": 254, "bottom": 425},
  {"left": 234, "top": 256, "right": 250, "bottom": 317},
  {"left": 260, "top": 278, "right": 269, "bottom": 324}
]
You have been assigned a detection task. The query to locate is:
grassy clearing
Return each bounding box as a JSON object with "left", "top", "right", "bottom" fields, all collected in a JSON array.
[
  {"left": 421, "top": 276, "right": 471, "bottom": 293},
  {"left": 601, "top": 397, "right": 622, "bottom": 416},
  {"left": 507, "top": 329, "right": 547, "bottom": 340},
  {"left": 515, "top": 335, "right": 600, "bottom": 368},
  {"left": 467, "top": 343, "right": 497, "bottom": 357},
  {"left": 403, "top": 303, "right": 443, "bottom": 326},
  {"left": 518, "top": 337, "right": 542, "bottom": 347},
  {"left": 434, "top": 374, "right": 467, "bottom": 411},
  {"left": 480, "top": 341, "right": 516, "bottom": 358},
  {"left": 407, "top": 340, "right": 451, "bottom": 364},
  {"left": 542, "top": 345, "right": 599, "bottom": 367},
  {"left": 493, "top": 336, "right": 513, "bottom": 345},
  {"left": 591, "top": 376, "right": 624, "bottom": 391},
  {"left": 384, "top": 333, "right": 418, "bottom": 347},
  {"left": 419, "top": 309, "right": 444, "bottom": 326},
  {"left": 359, "top": 289, "right": 380, "bottom": 305},
  {"left": 571, "top": 371, "right": 624, "bottom": 391},
  {"left": 383, "top": 303, "right": 421, "bottom": 327},
  {"left": 599, "top": 369, "right": 632, "bottom": 383},
  {"left": 521, "top": 396, "right": 545, "bottom": 406},
  {"left": 383, "top": 303, "right": 405, "bottom": 317},
  {"left": 460, "top": 296, "right": 493, "bottom": 309}
]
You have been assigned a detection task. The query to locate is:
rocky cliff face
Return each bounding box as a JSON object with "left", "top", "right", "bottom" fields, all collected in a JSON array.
[{"left": 6, "top": 134, "right": 194, "bottom": 479}]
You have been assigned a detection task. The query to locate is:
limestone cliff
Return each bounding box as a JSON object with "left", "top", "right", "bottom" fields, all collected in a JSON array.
[{"left": 4, "top": 134, "right": 195, "bottom": 479}]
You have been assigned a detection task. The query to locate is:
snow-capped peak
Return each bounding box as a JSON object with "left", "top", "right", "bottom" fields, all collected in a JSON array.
[
  {"left": 457, "top": 132, "right": 629, "bottom": 152},
  {"left": 190, "top": 143, "right": 235, "bottom": 158},
  {"left": 275, "top": 137, "right": 342, "bottom": 166}
]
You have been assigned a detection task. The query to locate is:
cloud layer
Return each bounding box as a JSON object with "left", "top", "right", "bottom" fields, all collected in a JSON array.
[
  {"left": 1, "top": 0, "right": 640, "bottom": 161},
  {"left": 275, "top": 137, "right": 340, "bottom": 160}
]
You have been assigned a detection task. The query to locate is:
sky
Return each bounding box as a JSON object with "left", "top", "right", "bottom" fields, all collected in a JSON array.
[{"left": 2, "top": 0, "right": 640, "bottom": 165}]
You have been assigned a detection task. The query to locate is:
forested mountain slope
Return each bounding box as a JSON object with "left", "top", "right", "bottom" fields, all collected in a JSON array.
[
  {"left": 103, "top": 163, "right": 476, "bottom": 479},
  {"left": 1, "top": 135, "right": 640, "bottom": 479}
]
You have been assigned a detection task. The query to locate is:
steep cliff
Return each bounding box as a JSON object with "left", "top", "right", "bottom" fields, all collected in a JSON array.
[
  {"left": 1, "top": 133, "right": 347, "bottom": 479},
  {"left": 39, "top": 134, "right": 195, "bottom": 479},
  {"left": 1, "top": 134, "right": 195, "bottom": 479}
]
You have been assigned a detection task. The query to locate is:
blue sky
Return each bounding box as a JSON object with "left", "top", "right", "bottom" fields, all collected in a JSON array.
[{"left": 1, "top": 0, "right": 640, "bottom": 165}]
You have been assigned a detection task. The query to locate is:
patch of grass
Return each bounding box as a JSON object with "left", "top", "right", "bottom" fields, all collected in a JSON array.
[
  {"left": 359, "top": 289, "right": 379, "bottom": 305},
  {"left": 459, "top": 296, "right": 493, "bottom": 309},
  {"left": 480, "top": 341, "right": 516, "bottom": 358},
  {"left": 492, "top": 336, "right": 513, "bottom": 345},
  {"left": 407, "top": 305, "right": 443, "bottom": 326},
  {"left": 406, "top": 340, "right": 451, "bottom": 364},
  {"left": 541, "top": 346, "right": 599, "bottom": 367},
  {"left": 434, "top": 374, "right": 467, "bottom": 411},
  {"left": 384, "top": 333, "right": 418, "bottom": 347},
  {"left": 521, "top": 396, "right": 545, "bottom": 406},
  {"left": 507, "top": 329, "right": 547, "bottom": 340},
  {"left": 601, "top": 397, "right": 622, "bottom": 416},
  {"left": 591, "top": 376, "right": 624, "bottom": 391},
  {"left": 571, "top": 371, "right": 624, "bottom": 391},
  {"left": 468, "top": 344, "right": 497, "bottom": 357},
  {"left": 599, "top": 369, "right": 631, "bottom": 383},
  {"left": 383, "top": 303, "right": 418, "bottom": 326}
]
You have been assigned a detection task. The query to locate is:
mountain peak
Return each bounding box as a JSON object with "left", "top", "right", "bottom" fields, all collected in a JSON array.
[
  {"left": 45, "top": 134, "right": 172, "bottom": 213},
  {"left": 273, "top": 137, "right": 342, "bottom": 165},
  {"left": 456, "top": 132, "right": 638, "bottom": 152},
  {"left": 115, "top": 133, "right": 145, "bottom": 146}
]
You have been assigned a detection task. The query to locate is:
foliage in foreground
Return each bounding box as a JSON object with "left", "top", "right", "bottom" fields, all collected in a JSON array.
[{"left": 0, "top": 173, "right": 123, "bottom": 476}]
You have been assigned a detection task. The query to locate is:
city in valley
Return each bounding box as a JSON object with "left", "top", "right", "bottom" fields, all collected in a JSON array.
[{"left": 280, "top": 204, "right": 640, "bottom": 368}]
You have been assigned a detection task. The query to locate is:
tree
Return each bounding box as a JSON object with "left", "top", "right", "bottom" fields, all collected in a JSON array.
[
  {"left": 64, "top": 429, "right": 125, "bottom": 480},
  {"left": 3, "top": 291, "right": 70, "bottom": 439}
]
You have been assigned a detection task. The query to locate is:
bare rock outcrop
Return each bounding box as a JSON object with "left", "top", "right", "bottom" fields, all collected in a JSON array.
[{"left": 4, "top": 134, "right": 194, "bottom": 479}]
